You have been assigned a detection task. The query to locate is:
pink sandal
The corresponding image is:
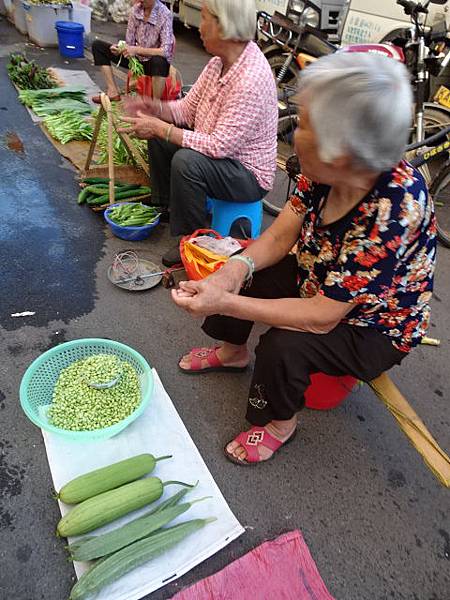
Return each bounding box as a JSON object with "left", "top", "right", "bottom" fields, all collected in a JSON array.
[
  {"left": 178, "top": 346, "right": 248, "bottom": 375},
  {"left": 224, "top": 425, "right": 297, "bottom": 466}
]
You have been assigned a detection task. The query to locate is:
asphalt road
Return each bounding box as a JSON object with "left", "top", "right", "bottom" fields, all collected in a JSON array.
[{"left": 1, "top": 15, "right": 449, "bottom": 600}]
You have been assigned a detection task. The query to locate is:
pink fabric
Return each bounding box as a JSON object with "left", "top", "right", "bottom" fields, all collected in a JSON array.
[
  {"left": 171, "top": 530, "right": 335, "bottom": 600},
  {"left": 234, "top": 426, "right": 285, "bottom": 463},
  {"left": 126, "top": 0, "right": 175, "bottom": 62},
  {"left": 168, "top": 41, "right": 278, "bottom": 191}
]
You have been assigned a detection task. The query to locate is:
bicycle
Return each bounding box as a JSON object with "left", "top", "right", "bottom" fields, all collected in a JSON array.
[
  {"left": 266, "top": 120, "right": 450, "bottom": 247},
  {"left": 408, "top": 124, "right": 450, "bottom": 247}
]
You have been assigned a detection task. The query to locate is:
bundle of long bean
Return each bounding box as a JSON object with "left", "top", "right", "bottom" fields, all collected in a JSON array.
[
  {"left": 44, "top": 111, "right": 94, "bottom": 144},
  {"left": 94, "top": 107, "right": 148, "bottom": 165}
]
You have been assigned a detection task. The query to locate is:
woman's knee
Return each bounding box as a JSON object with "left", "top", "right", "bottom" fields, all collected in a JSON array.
[
  {"left": 150, "top": 56, "right": 170, "bottom": 73},
  {"left": 256, "top": 328, "right": 311, "bottom": 365},
  {"left": 171, "top": 149, "right": 202, "bottom": 178}
]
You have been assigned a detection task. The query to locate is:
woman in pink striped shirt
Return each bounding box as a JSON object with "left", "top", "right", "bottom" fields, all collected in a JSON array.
[
  {"left": 122, "top": 0, "right": 278, "bottom": 266},
  {"left": 92, "top": 0, "right": 174, "bottom": 102}
]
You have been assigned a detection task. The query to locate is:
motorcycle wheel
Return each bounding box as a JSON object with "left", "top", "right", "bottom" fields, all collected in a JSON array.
[{"left": 267, "top": 53, "right": 301, "bottom": 95}]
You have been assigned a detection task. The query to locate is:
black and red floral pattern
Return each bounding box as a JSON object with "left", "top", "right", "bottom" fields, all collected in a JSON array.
[{"left": 288, "top": 162, "right": 436, "bottom": 352}]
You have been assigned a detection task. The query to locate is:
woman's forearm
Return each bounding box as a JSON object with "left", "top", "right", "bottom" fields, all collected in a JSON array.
[
  {"left": 221, "top": 294, "right": 351, "bottom": 334},
  {"left": 136, "top": 46, "right": 164, "bottom": 58}
]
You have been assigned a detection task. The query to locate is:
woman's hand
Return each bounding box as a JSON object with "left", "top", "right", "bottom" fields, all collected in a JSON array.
[
  {"left": 122, "top": 96, "right": 160, "bottom": 118},
  {"left": 171, "top": 260, "right": 248, "bottom": 317},
  {"left": 110, "top": 44, "right": 120, "bottom": 55},
  {"left": 171, "top": 280, "right": 231, "bottom": 317},
  {"left": 122, "top": 45, "right": 139, "bottom": 58},
  {"left": 118, "top": 111, "right": 167, "bottom": 139}
]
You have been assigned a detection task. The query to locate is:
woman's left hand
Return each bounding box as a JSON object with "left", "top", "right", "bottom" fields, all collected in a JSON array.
[
  {"left": 118, "top": 111, "right": 166, "bottom": 139},
  {"left": 171, "top": 280, "right": 229, "bottom": 317}
]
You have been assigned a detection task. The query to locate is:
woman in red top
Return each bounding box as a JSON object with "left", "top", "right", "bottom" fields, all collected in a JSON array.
[{"left": 91, "top": 0, "right": 174, "bottom": 102}]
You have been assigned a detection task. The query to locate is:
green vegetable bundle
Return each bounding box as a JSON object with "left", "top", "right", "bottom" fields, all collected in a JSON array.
[
  {"left": 108, "top": 203, "right": 160, "bottom": 227},
  {"left": 18, "top": 86, "right": 87, "bottom": 107},
  {"left": 7, "top": 53, "right": 57, "bottom": 90},
  {"left": 18, "top": 86, "right": 92, "bottom": 117},
  {"left": 93, "top": 106, "right": 148, "bottom": 166},
  {"left": 117, "top": 40, "right": 145, "bottom": 77},
  {"left": 44, "top": 111, "right": 93, "bottom": 144}
]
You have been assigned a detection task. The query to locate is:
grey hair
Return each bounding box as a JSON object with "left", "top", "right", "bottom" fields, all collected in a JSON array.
[
  {"left": 298, "top": 52, "right": 413, "bottom": 172},
  {"left": 204, "top": 0, "right": 256, "bottom": 42}
]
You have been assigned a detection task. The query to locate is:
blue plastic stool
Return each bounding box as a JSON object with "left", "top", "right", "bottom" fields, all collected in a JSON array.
[{"left": 206, "top": 197, "right": 263, "bottom": 238}]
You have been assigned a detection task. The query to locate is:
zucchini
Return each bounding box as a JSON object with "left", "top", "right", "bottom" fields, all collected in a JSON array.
[
  {"left": 81, "top": 177, "right": 110, "bottom": 184},
  {"left": 69, "top": 497, "right": 208, "bottom": 561},
  {"left": 88, "top": 188, "right": 151, "bottom": 207},
  {"left": 69, "top": 518, "right": 216, "bottom": 600},
  {"left": 57, "top": 479, "right": 193, "bottom": 537},
  {"left": 77, "top": 187, "right": 92, "bottom": 205},
  {"left": 57, "top": 454, "right": 171, "bottom": 505}
]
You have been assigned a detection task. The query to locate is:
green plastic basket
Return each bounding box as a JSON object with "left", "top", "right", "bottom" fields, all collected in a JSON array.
[{"left": 19, "top": 338, "right": 153, "bottom": 442}]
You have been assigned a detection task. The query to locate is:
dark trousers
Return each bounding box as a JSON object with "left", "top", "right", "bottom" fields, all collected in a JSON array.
[
  {"left": 92, "top": 39, "right": 170, "bottom": 77},
  {"left": 148, "top": 139, "right": 268, "bottom": 236},
  {"left": 202, "top": 255, "right": 407, "bottom": 425}
]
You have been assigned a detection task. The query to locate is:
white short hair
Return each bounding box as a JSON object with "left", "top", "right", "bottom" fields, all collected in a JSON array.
[
  {"left": 205, "top": 0, "right": 256, "bottom": 42},
  {"left": 299, "top": 52, "right": 413, "bottom": 172}
]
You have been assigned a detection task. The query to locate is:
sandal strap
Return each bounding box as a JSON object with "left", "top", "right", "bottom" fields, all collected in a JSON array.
[
  {"left": 234, "top": 426, "right": 285, "bottom": 463},
  {"left": 189, "top": 346, "right": 221, "bottom": 371}
]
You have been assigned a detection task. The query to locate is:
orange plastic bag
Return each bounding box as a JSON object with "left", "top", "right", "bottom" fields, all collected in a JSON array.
[{"left": 180, "top": 229, "right": 229, "bottom": 281}]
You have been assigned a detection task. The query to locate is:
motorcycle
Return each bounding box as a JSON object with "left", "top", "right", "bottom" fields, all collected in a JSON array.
[{"left": 257, "top": 1, "right": 336, "bottom": 94}]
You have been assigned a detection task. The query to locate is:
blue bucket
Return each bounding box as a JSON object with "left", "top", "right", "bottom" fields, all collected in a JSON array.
[{"left": 55, "top": 21, "right": 84, "bottom": 58}]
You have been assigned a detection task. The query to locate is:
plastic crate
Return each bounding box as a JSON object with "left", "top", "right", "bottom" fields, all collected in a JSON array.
[
  {"left": 13, "top": 0, "right": 27, "bottom": 34},
  {"left": 22, "top": 1, "right": 71, "bottom": 47},
  {"left": 71, "top": 2, "right": 91, "bottom": 35}
]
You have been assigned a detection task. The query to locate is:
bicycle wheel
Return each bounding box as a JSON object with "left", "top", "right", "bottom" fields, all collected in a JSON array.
[
  {"left": 430, "top": 166, "right": 450, "bottom": 247},
  {"left": 263, "top": 111, "right": 298, "bottom": 216},
  {"left": 414, "top": 107, "right": 450, "bottom": 185}
]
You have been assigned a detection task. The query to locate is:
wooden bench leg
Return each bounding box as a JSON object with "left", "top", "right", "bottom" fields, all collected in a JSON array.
[{"left": 369, "top": 372, "right": 450, "bottom": 487}]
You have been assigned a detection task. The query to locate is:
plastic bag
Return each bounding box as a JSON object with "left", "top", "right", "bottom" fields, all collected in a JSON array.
[{"left": 180, "top": 229, "right": 230, "bottom": 281}]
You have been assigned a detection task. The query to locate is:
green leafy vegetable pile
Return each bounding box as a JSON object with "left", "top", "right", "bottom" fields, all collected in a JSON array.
[
  {"left": 44, "top": 111, "right": 94, "bottom": 144},
  {"left": 7, "top": 53, "right": 57, "bottom": 90},
  {"left": 94, "top": 106, "right": 148, "bottom": 165},
  {"left": 18, "top": 86, "right": 92, "bottom": 116}
]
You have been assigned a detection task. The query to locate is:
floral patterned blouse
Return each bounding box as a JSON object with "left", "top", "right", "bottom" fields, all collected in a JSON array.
[{"left": 288, "top": 161, "right": 436, "bottom": 353}]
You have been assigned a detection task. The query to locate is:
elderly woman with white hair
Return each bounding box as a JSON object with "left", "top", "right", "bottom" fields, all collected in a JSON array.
[
  {"left": 171, "top": 51, "right": 437, "bottom": 465},
  {"left": 122, "top": 0, "right": 278, "bottom": 266}
]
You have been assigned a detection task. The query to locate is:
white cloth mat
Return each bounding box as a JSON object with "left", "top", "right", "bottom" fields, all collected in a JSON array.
[{"left": 42, "top": 369, "right": 244, "bottom": 600}]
